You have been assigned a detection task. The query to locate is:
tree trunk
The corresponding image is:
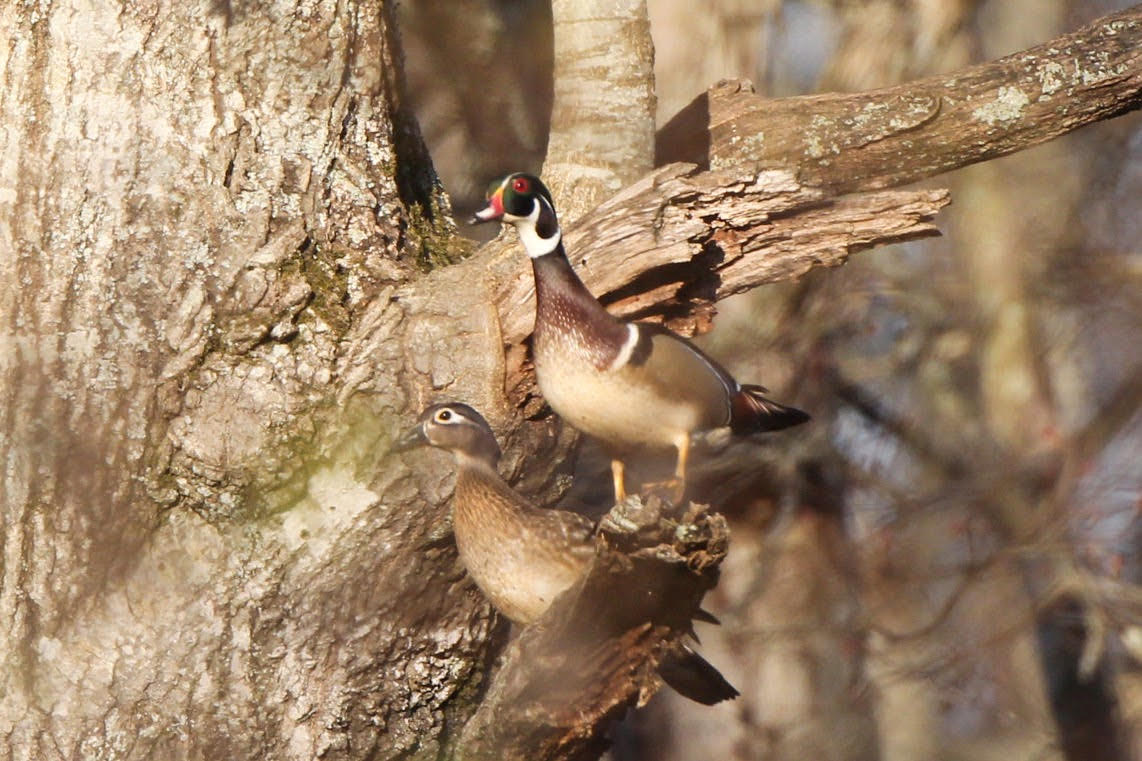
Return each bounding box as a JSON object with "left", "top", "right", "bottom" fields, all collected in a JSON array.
[{"left": 0, "top": 2, "right": 490, "bottom": 759}]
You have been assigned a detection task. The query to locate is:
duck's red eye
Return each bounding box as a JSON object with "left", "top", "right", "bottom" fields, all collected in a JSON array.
[{"left": 512, "top": 177, "right": 530, "bottom": 193}]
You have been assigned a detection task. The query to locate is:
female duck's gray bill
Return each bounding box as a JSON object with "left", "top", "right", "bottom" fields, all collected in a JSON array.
[{"left": 391, "top": 424, "right": 428, "bottom": 453}]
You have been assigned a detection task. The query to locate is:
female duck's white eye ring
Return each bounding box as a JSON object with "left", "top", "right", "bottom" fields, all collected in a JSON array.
[{"left": 435, "top": 409, "right": 454, "bottom": 423}]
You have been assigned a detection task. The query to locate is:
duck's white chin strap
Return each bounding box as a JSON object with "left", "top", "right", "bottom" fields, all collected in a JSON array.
[{"left": 512, "top": 201, "right": 562, "bottom": 258}]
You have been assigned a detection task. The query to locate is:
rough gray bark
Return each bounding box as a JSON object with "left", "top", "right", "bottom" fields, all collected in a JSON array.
[{"left": 0, "top": 2, "right": 486, "bottom": 759}]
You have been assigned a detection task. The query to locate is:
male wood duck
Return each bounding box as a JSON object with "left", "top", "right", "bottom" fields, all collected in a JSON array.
[
  {"left": 472, "top": 173, "right": 809, "bottom": 502},
  {"left": 393, "top": 402, "right": 739, "bottom": 704}
]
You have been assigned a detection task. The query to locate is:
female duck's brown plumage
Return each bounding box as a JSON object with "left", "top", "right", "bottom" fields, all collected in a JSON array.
[
  {"left": 394, "top": 402, "right": 739, "bottom": 704},
  {"left": 473, "top": 173, "right": 809, "bottom": 501},
  {"left": 393, "top": 402, "right": 593, "bottom": 624}
]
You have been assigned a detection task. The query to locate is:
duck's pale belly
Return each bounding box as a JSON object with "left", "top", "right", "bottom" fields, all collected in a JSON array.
[
  {"left": 456, "top": 527, "right": 581, "bottom": 624},
  {"left": 534, "top": 331, "right": 728, "bottom": 450}
]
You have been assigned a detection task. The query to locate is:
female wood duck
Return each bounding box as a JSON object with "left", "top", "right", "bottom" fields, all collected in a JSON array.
[
  {"left": 393, "top": 402, "right": 739, "bottom": 704},
  {"left": 472, "top": 173, "right": 809, "bottom": 502},
  {"left": 393, "top": 402, "right": 595, "bottom": 624}
]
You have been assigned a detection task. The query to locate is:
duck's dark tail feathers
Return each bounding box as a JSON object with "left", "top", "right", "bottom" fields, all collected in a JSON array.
[
  {"left": 658, "top": 646, "right": 740, "bottom": 705},
  {"left": 731, "top": 384, "right": 810, "bottom": 434}
]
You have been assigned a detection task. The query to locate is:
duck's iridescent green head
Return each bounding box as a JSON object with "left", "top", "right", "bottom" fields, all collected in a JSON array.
[{"left": 470, "top": 172, "right": 555, "bottom": 224}]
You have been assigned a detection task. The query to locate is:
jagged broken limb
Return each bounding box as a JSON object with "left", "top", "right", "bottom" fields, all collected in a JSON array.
[{"left": 456, "top": 495, "right": 730, "bottom": 761}]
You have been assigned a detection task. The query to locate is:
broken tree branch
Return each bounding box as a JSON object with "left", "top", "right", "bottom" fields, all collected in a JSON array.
[{"left": 655, "top": 5, "right": 1142, "bottom": 193}]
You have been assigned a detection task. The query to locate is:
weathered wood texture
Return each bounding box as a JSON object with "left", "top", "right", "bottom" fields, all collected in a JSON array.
[{"left": 655, "top": 5, "right": 1142, "bottom": 192}]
